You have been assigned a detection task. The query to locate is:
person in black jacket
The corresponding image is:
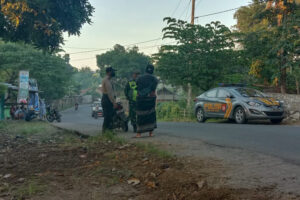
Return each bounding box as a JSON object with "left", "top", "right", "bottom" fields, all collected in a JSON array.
[{"left": 135, "top": 65, "right": 158, "bottom": 138}]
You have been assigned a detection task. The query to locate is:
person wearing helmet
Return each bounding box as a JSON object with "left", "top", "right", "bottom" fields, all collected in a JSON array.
[{"left": 124, "top": 71, "right": 140, "bottom": 133}]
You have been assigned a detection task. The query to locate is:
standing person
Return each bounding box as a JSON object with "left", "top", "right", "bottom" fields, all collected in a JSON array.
[
  {"left": 135, "top": 64, "right": 158, "bottom": 138},
  {"left": 75, "top": 102, "right": 79, "bottom": 111},
  {"left": 124, "top": 71, "right": 140, "bottom": 133},
  {"left": 10, "top": 105, "right": 16, "bottom": 120},
  {"left": 101, "top": 67, "right": 118, "bottom": 133}
]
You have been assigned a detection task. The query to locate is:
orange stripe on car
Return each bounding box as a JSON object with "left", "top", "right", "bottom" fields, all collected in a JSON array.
[{"left": 224, "top": 98, "right": 233, "bottom": 119}]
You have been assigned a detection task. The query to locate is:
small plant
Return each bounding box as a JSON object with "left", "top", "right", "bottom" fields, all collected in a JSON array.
[
  {"left": 15, "top": 180, "right": 46, "bottom": 199},
  {"left": 0, "top": 121, "right": 7, "bottom": 130},
  {"left": 135, "top": 142, "right": 173, "bottom": 159},
  {"left": 102, "top": 131, "right": 126, "bottom": 145}
]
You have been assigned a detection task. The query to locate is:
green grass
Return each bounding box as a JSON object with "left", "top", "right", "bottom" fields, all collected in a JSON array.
[
  {"left": 135, "top": 142, "right": 173, "bottom": 159},
  {"left": 0, "top": 121, "right": 8, "bottom": 130},
  {"left": 102, "top": 131, "right": 126, "bottom": 145},
  {"left": 0, "top": 121, "right": 55, "bottom": 136},
  {"left": 15, "top": 179, "right": 47, "bottom": 200}
]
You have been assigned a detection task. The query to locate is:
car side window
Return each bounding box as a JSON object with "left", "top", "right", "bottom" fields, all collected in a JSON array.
[
  {"left": 217, "top": 89, "right": 230, "bottom": 98},
  {"left": 205, "top": 89, "right": 217, "bottom": 98}
]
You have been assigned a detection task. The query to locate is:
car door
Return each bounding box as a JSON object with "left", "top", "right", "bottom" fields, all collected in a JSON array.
[
  {"left": 215, "top": 88, "right": 233, "bottom": 119},
  {"left": 203, "top": 89, "right": 219, "bottom": 117}
]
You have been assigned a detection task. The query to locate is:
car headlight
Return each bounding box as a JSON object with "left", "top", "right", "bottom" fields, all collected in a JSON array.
[
  {"left": 247, "top": 101, "right": 261, "bottom": 107},
  {"left": 277, "top": 100, "right": 284, "bottom": 105}
]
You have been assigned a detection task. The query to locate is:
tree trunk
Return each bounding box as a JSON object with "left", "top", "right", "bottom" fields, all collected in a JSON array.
[
  {"left": 280, "top": 67, "right": 287, "bottom": 94},
  {"left": 296, "top": 78, "right": 300, "bottom": 95}
]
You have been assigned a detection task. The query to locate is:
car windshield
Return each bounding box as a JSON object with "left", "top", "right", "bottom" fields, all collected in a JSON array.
[{"left": 235, "top": 88, "right": 266, "bottom": 98}]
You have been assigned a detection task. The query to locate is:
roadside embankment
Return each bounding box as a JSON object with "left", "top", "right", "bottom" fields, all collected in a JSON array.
[{"left": 0, "top": 121, "right": 285, "bottom": 200}]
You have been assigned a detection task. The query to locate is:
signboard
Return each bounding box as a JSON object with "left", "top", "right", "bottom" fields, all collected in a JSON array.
[{"left": 18, "top": 71, "right": 29, "bottom": 103}]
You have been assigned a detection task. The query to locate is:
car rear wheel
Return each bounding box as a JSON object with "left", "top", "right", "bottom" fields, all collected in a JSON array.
[
  {"left": 196, "top": 107, "right": 206, "bottom": 123},
  {"left": 234, "top": 107, "right": 247, "bottom": 124},
  {"left": 270, "top": 118, "right": 283, "bottom": 124}
]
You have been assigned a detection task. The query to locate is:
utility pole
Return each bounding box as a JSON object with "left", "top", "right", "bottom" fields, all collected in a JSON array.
[
  {"left": 191, "top": 0, "right": 196, "bottom": 25},
  {"left": 187, "top": 0, "right": 196, "bottom": 108}
]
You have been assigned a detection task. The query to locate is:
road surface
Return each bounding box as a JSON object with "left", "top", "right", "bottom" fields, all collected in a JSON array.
[
  {"left": 55, "top": 104, "right": 300, "bottom": 195},
  {"left": 59, "top": 104, "right": 300, "bottom": 165}
]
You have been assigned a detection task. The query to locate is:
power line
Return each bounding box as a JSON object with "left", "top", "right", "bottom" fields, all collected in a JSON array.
[
  {"left": 71, "top": 42, "right": 177, "bottom": 62},
  {"left": 72, "top": 57, "right": 96, "bottom": 62},
  {"left": 184, "top": 0, "right": 192, "bottom": 21},
  {"left": 69, "top": 37, "right": 162, "bottom": 55},
  {"left": 171, "top": 0, "right": 185, "bottom": 17},
  {"left": 194, "top": 7, "right": 241, "bottom": 19},
  {"left": 64, "top": 46, "right": 99, "bottom": 50},
  {"left": 178, "top": 0, "right": 191, "bottom": 20},
  {"left": 70, "top": 4, "right": 250, "bottom": 59}
]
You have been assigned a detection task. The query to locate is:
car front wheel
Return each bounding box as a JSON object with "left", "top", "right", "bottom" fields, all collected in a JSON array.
[
  {"left": 196, "top": 107, "right": 206, "bottom": 123},
  {"left": 234, "top": 107, "right": 247, "bottom": 124}
]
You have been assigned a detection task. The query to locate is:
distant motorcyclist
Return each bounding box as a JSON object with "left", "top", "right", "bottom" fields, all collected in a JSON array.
[
  {"left": 124, "top": 71, "right": 140, "bottom": 132},
  {"left": 75, "top": 102, "right": 79, "bottom": 111}
]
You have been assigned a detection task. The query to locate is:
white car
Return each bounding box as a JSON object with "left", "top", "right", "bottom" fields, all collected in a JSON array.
[{"left": 91, "top": 101, "right": 103, "bottom": 119}]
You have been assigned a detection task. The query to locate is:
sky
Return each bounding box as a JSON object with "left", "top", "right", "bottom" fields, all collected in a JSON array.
[{"left": 62, "top": 0, "right": 251, "bottom": 70}]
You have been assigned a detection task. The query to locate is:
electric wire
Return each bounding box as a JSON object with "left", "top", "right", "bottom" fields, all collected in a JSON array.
[{"left": 70, "top": 3, "right": 251, "bottom": 63}]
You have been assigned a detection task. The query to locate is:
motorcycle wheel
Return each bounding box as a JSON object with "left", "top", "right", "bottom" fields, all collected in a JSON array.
[
  {"left": 46, "top": 114, "right": 54, "bottom": 123},
  {"left": 122, "top": 121, "right": 128, "bottom": 132},
  {"left": 25, "top": 115, "right": 32, "bottom": 122}
]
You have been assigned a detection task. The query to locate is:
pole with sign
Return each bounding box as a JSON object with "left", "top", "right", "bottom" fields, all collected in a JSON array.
[{"left": 18, "top": 71, "right": 30, "bottom": 104}]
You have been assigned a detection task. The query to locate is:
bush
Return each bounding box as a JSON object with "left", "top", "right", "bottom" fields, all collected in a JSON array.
[
  {"left": 0, "top": 84, "right": 7, "bottom": 96},
  {"left": 156, "top": 101, "right": 194, "bottom": 121}
]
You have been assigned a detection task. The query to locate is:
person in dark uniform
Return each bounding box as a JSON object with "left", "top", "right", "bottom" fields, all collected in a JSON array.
[
  {"left": 124, "top": 71, "right": 140, "bottom": 133},
  {"left": 101, "top": 67, "right": 118, "bottom": 133},
  {"left": 135, "top": 65, "right": 158, "bottom": 138}
]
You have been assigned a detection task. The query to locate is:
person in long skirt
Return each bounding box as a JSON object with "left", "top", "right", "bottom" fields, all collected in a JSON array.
[{"left": 135, "top": 64, "right": 158, "bottom": 138}]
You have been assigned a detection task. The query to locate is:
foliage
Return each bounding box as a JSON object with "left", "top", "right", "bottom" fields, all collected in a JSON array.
[
  {"left": 156, "top": 101, "right": 194, "bottom": 121},
  {"left": 72, "top": 67, "right": 102, "bottom": 98},
  {"left": 0, "top": 42, "right": 74, "bottom": 100},
  {"left": 0, "top": 84, "right": 7, "bottom": 96},
  {"left": 96, "top": 45, "right": 150, "bottom": 93},
  {"left": 234, "top": 0, "right": 300, "bottom": 93},
  {"left": 154, "top": 18, "right": 246, "bottom": 92},
  {"left": 0, "top": 0, "right": 94, "bottom": 52}
]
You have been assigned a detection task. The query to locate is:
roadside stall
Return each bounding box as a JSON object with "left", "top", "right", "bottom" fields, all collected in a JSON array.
[{"left": 0, "top": 71, "right": 42, "bottom": 121}]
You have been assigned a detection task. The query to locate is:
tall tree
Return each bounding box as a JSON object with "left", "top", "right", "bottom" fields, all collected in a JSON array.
[
  {"left": 154, "top": 18, "right": 244, "bottom": 93},
  {"left": 0, "top": 42, "right": 74, "bottom": 100},
  {"left": 97, "top": 45, "right": 150, "bottom": 95},
  {"left": 235, "top": 0, "right": 300, "bottom": 93},
  {"left": 72, "top": 67, "right": 102, "bottom": 97},
  {"left": 0, "top": 0, "right": 94, "bottom": 52}
]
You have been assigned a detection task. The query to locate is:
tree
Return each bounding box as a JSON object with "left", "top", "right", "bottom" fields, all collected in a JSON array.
[
  {"left": 0, "top": 42, "right": 74, "bottom": 100},
  {"left": 96, "top": 45, "right": 150, "bottom": 95},
  {"left": 72, "top": 67, "right": 102, "bottom": 97},
  {"left": 234, "top": 0, "right": 300, "bottom": 93},
  {"left": 154, "top": 18, "right": 245, "bottom": 93},
  {"left": 0, "top": 0, "right": 94, "bottom": 52}
]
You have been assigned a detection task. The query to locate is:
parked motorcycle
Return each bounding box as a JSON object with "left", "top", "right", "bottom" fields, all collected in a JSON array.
[
  {"left": 46, "top": 105, "right": 61, "bottom": 123},
  {"left": 25, "top": 110, "right": 38, "bottom": 122},
  {"left": 112, "top": 102, "right": 128, "bottom": 132}
]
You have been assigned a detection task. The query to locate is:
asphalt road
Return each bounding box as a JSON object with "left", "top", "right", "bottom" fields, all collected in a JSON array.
[{"left": 59, "top": 104, "right": 300, "bottom": 166}]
